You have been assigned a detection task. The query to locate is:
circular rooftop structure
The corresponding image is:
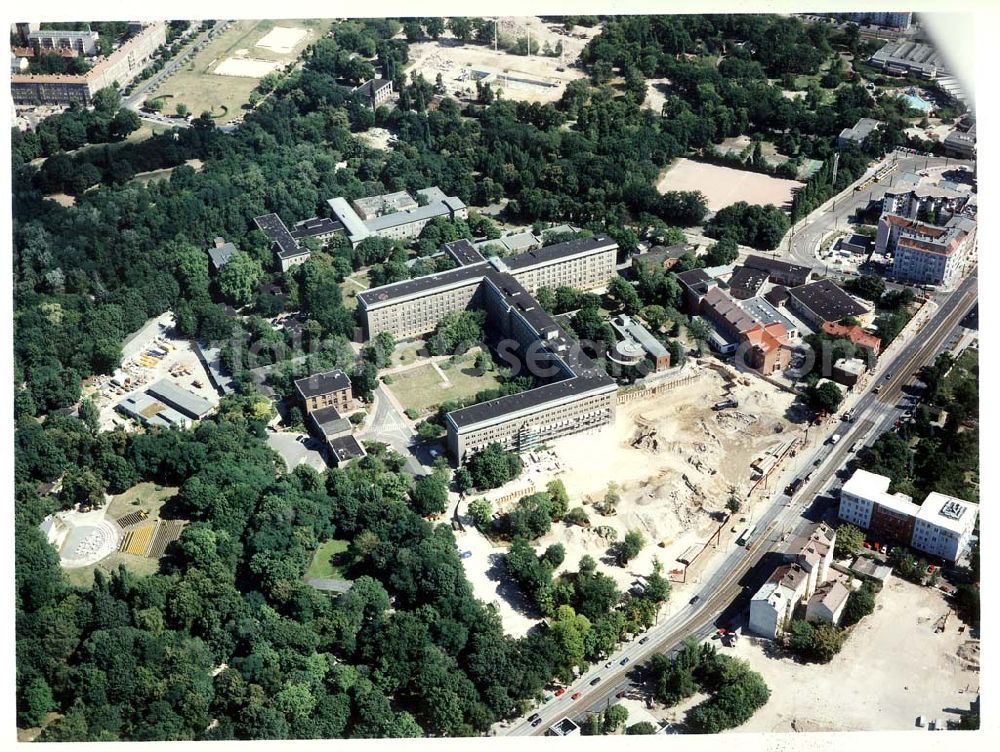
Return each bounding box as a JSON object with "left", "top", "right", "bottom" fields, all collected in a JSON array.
[{"left": 609, "top": 338, "right": 644, "bottom": 367}]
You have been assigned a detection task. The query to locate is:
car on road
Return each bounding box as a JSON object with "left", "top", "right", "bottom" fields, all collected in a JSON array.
[
  {"left": 620, "top": 657, "right": 630, "bottom": 666},
  {"left": 885, "top": 372, "right": 893, "bottom": 380},
  {"left": 689, "top": 595, "right": 701, "bottom": 606},
  {"left": 589, "top": 677, "right": 602, "bottom": 686},
  {"left": 527, "top": 713, "right": 539, "bottom": 723},
  {"left": 571, "top": 692, "right": 582, "bottom": 700},
  {"left": 638, "top": 636, "right": 649, "bottom": 645},
  {"left": 531, "top": 718, "right": 543, "bottom": 727}
]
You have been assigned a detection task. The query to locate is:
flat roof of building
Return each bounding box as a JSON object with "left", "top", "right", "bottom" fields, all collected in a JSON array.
[
  {"left": 309, "top": 406, "right": 352, "bottom": 437},
  {"left": 744, "top": 254, "right": 812, "bottom": 285},
  {"left": 363, "top": 198, "right": 457, "bottom": 232},
  {"left": 916, "top": 492, "right": 979, "bottom": 534},
  {"left": 295, "top": 369, "right": 351, "bottom": 400},
  {"left": 146, "top": 379, "right": 215, "bottom": 420},
  {"left": 327, "top": 197, "right": 372, "bottom": 243},
  {"left": 727, "top": 265, "right": 769, "bottom": 300},
  {"left": 290, "top": 216, "right": 344, "bottom": 240},
  {"left": 788, "top": 279, "right": 869, "bottom": 323},
  {"left": 809, "top": 581, "right": 851, "bottom": 612},
  {"left": 611, "top": 314, "right": 668, "bottom": 358},
  {"left": 328, "top": 434, "right": 366, "bottom": 464},
  {"left": 503, "top": 235, "right": 616, "bottom": 273},
  {"left": 443, "top": 238, "right": 486, "bottom": 267},
  {"left": 116, "top": 391, "right": 190, "bottom": 428},
  {"left": 842, "top": 468, "right": 920, "bottom": 517},
  {"left": 254, "top": 212, "right": 299, "bottom": 256},
  {"left": 357, "top": 261, "right": 487, "bottom": 308}
]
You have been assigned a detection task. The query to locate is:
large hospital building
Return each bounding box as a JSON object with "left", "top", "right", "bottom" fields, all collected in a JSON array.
[{"left": 356, "top": 236, "right": 620, "bottom": 461}]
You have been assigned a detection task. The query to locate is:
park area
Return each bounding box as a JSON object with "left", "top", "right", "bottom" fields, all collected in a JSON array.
[
  {"left": 384, "top": 349, "right": 503, "bottom": 417},
  {"left": 405, "top": 18, "right": 599, "bottom": 104},
  {"left": 304, "top": 539, "right": 352, "bottom": 593},
  {"left": 153, "top": 19, "right": 322, "bottom": 124},
  {"left": 725, "top": 578, "right": 979, "bottom": 732},
  {"left": 657, "top": 158, "right": 804, "bottom": 213}
]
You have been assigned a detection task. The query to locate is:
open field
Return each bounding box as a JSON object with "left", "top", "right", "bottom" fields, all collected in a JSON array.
[
  {"left": 658, "top": 158, "right": 804, "bottom": 212},
  {"left": 152, "top": 20, "right": 322, "bottom": 124},
  {"left": 405, "top": 19, "right": 600, "bottom": 104},
  {"left": 729, "top": 578, "right": 979, "bottom": 732},
  {"left": 386, "top": 351, "right": 503, "bottom": 416},
  {"left": 306, "top": 539, "right": 350, "bottom": 580},
  {"left": 106, "top": 482, "right": 179, "bottom": 519}
]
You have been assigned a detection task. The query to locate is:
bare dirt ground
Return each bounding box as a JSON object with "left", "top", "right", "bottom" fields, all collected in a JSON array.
[
  {"left": 405, "top": 18, "right": 600, "bottom": 104},
  {"left": 455, "top": 365, "right": 803, "bottom": 635},
  {"left": 658, "top": 158, "right": 804, "bottom": 212},
  {"left": 728, "top": 578, "right": 979, "bottom": 732}
]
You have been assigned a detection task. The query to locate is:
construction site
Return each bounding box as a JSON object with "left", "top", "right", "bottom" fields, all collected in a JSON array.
[
  {"left": 729, "top": 577, "right": 980, "bottom": 732},
  {"left": 455, "top": 363, "right": 809, "bottom": 627},
  {"left": 405, "top": 18, "right": 599, "bottom": 104}
]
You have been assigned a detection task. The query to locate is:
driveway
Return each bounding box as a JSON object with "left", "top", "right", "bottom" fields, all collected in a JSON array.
[
  {"left": 359, "top": 385, "right": 429, "bottom": 475},
  {"left": 266, "top": 432, "right": 327, "bottom": 473}
]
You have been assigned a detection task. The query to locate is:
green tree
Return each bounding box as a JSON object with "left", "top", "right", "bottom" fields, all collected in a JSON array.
[
  {"left": 176, "top": 103, "right": 190, "bottom": 118},
  {"left": 704, "top": 237, "right": 739, "bottom": 266},
  {"left": 217, "top": 252, "right": 263, "bottom": 307},
  {"left": 607, "top": 276, "right": 642, "bottom": 315},
  {"left": 626, "top": 721, "right": 657, "bottom": 734},
  {"left": 807, "top": 381, "right": 844, "bottom": 414},
  {"left": 841, "top": 582, "right": 876, "bottom": 627},
  {"left": 618, "top": 529, "right": 645, "bottom": 565},
  {"left": 468, "top": 497, "right": 492, "bottom": 529},
  {"left": 410, "top": 471, "right": 450, "bottom": 516},
  {"left": 726, "top": 496, "right": 741, "bottom": 514},
  {"left": 465, "top": 443, "right": 523, "bottom": 490},
  {"left": 834, "top": 523, "right": 864, "bottom": 559},
  {"left": 604, "top": 703, "right": 629, "bottom": 732}
]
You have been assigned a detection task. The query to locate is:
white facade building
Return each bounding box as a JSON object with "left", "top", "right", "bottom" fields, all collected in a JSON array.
[
  {"left": 839, "top": 469, "right": 978, "bottom": 562},
  {"left": 749, "top": 563, "right": 809, "bottom": 639},
  {"left": 912, "top": 493, "right": 978, "bottom": 562}
]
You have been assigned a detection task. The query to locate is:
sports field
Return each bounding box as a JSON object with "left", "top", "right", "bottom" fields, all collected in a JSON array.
[
  {"left": 154, "top": 19, "right": 322, "bottom": 123},
  {"left": 657, "top": 158, "right": 804, "bottom": 212}
]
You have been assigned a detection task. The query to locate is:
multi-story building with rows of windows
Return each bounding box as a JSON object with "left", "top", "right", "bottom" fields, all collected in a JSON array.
[
  {"left": 356, "top": 235, "right": 620, "bottom": 461},
  {"left": 838, "top": 469, "right": 978, "bottom": 562}
]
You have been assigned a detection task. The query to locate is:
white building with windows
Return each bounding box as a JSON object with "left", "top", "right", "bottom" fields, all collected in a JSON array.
[
  {"left": 912, "top": 493, "right": 978, "bottom": 562},
  {"left": 839, "top": 469, "right": 978, "bottom": 562}
]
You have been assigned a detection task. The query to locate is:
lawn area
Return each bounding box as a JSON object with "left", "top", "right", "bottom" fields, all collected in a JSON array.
[
  {"left": 386, "top": 351, "right": 504, "bottom": 416},
  {"left": 151, "top": 19, "right": 323, "bottom": 124},
  {"left": 306, "top": 539, "right": 350, "bottom": 580},
  {"left": 130, "top": 158, "right": 204, "bottom": 186},
  {"left": 940, "top": 347, "right": 978, "bottom": 400},
  {"left": 106, "top": 482, "right": 179, "bottom": 519},
  {"left": 63, "top": 551, "right": 161, "bottom": 589},
  {"left": 339, "top": 271, "right": 370, "bottom": 304}
]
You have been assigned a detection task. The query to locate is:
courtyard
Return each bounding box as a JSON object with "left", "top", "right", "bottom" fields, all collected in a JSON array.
[{"left": 383, "top": 349, "right": 504, "bottom": 418}]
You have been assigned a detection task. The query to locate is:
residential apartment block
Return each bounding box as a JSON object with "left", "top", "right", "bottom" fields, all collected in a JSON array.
[
  {"left": 877, "top": 212, "right": 977, "bottom": 286},
  {"left": 839, "top": 469, "right": 978, "bottom": 562},
  {"left": 11, "top": 22, "right": 166, "bottom": 105},
  {"left": 750, "top": 523, "right": 839, "bottom": 638},
  {"left": 357, "top": 236, "right": 620, "bottom": 461}
]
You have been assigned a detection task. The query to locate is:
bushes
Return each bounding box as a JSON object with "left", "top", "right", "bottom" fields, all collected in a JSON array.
[{"left": 786, "top": 620, "right": 845, "bottom": 663}]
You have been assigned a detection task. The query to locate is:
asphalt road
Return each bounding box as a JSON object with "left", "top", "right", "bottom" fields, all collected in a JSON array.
[
  {"left": 501, "top": 270, "right": 977, "bottom": 737},
  {"left": 124, "top": 22, "right": 222, "bottom": 112},
  {"left": 780, "top": 151, "right": 976, "bottom": 270},
  {"left": 361, "top": 385, "right": 430, "bottom": 476}
]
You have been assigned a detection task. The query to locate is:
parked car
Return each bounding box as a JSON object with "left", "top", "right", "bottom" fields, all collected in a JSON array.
[
  {"left": 616, "top": 691, "right": 627, "bottom": 699},
  {"left": 638, "top": 636, "right": 649, "bottom": 645},
  {"left": 605, "top": 661, "right": 613, "bottom": 669},
  {"left": 689, "top": 595, "right": 701, "bottom": 606},
  {"left": 589, "top": 677, "right": 602, "bottom": 686},
  {"left": 527, "top": 713, "right": 539, "bottom": 723},
  {"left": 571, "top": 692, "right": 582, "bottom": 700},
  {"left": 459, "top": 550, "right": 472, "bottom": 559},
  {"left": 620, "top": 657, "right": 630, "bottom": 666},
  {"left": 554, "top": 688, "right": 565, "bottom": 697},
  {"left": 531, "top": 718, "right": 543, "bottom": 727}
]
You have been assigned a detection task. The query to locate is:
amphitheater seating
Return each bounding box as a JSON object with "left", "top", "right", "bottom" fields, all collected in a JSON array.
[
  {"left": 119, "top": 524, "right": 155, "bottom": 556},
  {"left": 115, "top": 510, "right": 149, "bottom": 528},
  {"left": 147, "top": 521, "right": 185, "bottom": 558}
]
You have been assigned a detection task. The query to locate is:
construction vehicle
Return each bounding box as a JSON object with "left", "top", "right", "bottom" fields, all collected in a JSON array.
[{"left": 712, "top": 398, "right": 739, "bottom": 411}]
